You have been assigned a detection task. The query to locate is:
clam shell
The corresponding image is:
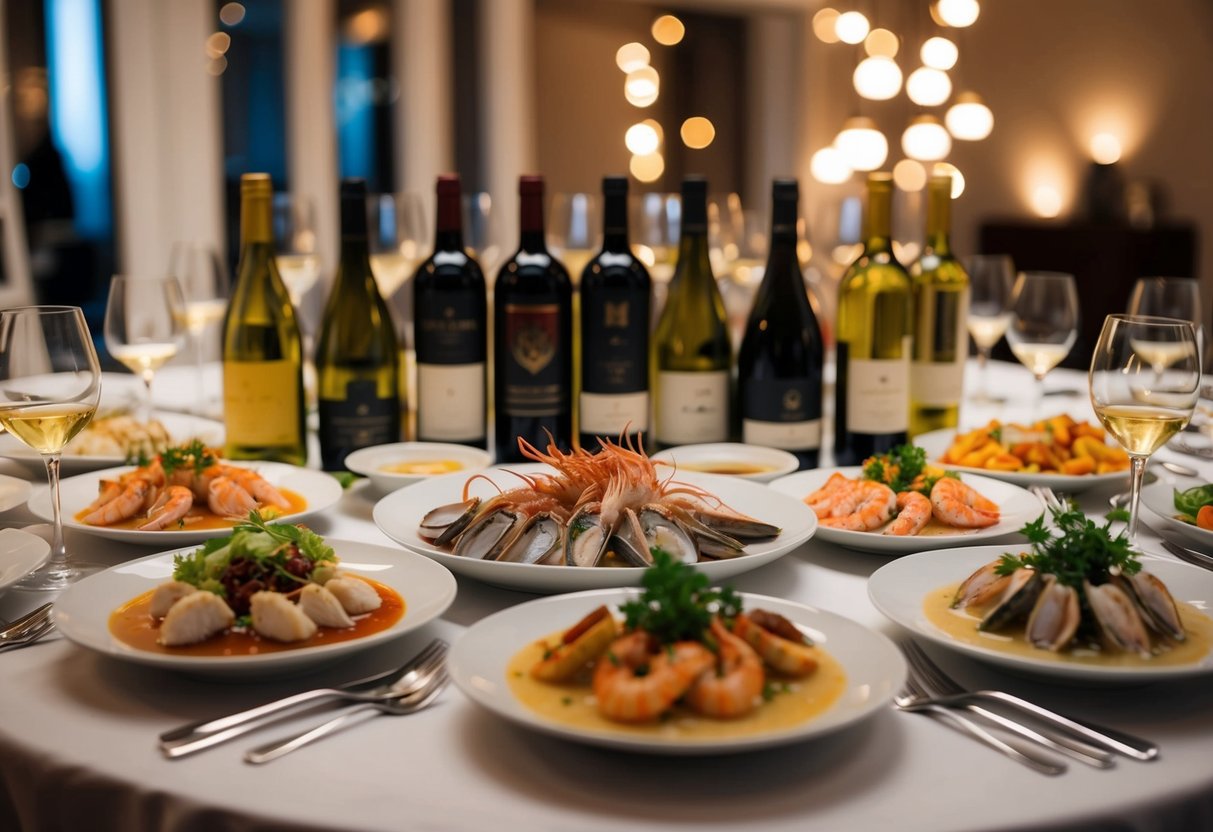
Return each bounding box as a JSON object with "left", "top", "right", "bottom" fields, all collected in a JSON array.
[
  {"left": 1025, "top": 576, "right": 1080, "bottom": 651},
  {"left": 1084, "top": 579, "right": 1153, "bottom": 657},
  {"left": 979, "top": 569, "right": 1043, "bottom": 632}
]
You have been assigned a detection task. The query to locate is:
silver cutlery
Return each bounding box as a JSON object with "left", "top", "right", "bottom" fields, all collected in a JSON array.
[
  {"left": 0, "top": 603, "right": 53, "bottom": 641},
  {"left": 903, "top": 639, "right": 1157, "bottom": 762},
  {"left": 244, "top": 666, "right": 450, "bottom": 765},
  {"left": 1168, "top": 437, "right": 1213, "bottom": 460},
  {"left": 1109, "top": 462, "right": 1196, "bottom": 509},
  {"left": 1160, "top": 539, "right": 1213, "bottom": 572},
  {"left": 160, "top": 639, "right": 448, "bottom": 759},
  {"left": 0, "top": 616, "right": 56, "bottom": 654}
]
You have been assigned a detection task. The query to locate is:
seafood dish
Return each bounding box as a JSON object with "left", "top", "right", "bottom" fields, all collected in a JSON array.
[
  {"left": 419, "top": 435, "right": 781, "bottom": 567},
  {"left": 939, "top": 415, "right": 1130, "bottom": 476},
  {"left": 109, "top": 515, "right": 403, "bottom": 654},
  {"left": 1172, "top": 483, "right": 1213, "bottom": 530},
  {"left": 76, "top": 441, "right": 306, "bottom": 532},
  {"left": 65, "top": 413, "right": 173, "bottom": 459},
  {"left": 803, "top": 445, "right": 1000, "bottom": 536},
  {"left": 511, "top": 552, "right": 846, "bottom": 731}
]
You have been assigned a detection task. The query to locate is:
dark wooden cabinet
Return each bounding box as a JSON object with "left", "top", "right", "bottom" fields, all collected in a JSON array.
[{"left": 978, "top": 221, "right": 1198, "bottom": 368}]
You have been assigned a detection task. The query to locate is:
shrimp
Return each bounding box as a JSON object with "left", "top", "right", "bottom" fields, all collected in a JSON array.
[
  {"left": 592, "top": 630, "right": 715, "bottom": 723},
  {"left": 883, "top": 490, "right": 932, "bottom": 536},
  {"left": 139, "top": 485, "right": 195, "bottom": 531},
  {"left": 684, "top": 618, "right": 765, "bottom": 718},
  {"left": 820, "top": 481, "right": 896, "bottom": 531},
  {"left": 219, "top": 466, "right": 291, "bottom": 510},
  {"left": 803, "top": 473, "right": 859, "bottom": 519},
  {"left": 930, "top": 477, "right": 1000, "bottom": 528},
  {"left": 733, "top": 610, "right": 818, "bottom": 677},
  {"left": 84, "top": 479, "right": 124, "bottom": 514},
  {"left": 80, "top": 478, "right": 154, "bottom": 526},
  {"left": 207, "top": 476, "right": 259, "bottom": 518}
]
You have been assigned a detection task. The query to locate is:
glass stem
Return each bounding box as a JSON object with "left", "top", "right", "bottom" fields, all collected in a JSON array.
[
  {"left": 141, "top": 372, "right": 155, "bottom": 423},
  {"left": 1127, "top": 454, "right": 1147, "bottom": 541},
  {"left": 193, "top": 331, "right": 206, "bottom": 416},
  {"left": 43, "top": 453, "right": 66, "bottom": 573},
  {"left": 1033, "top": 374, "right": 1045, "bottom": 418},
  {"left": 977, "top": 348, "right": 990, "bottom": 399}
]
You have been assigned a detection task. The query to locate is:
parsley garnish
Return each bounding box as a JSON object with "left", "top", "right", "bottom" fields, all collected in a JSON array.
[
  {"left": 159, "top": 440, "right": 216, "bottom": 476},
  {"left": 618, "top": 549, "right": 742, "bottom": 645},
  {"left": 862, "top": 444, "right": 944, "bottom": 493},
  {"left": 995, "top": 504, "right": 1140, "bottom": 590}
]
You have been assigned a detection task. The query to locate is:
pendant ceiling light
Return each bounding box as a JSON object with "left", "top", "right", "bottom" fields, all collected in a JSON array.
[
  {"left": 901, "top": 115, "right": 952, "bottom": 161},
  {"left": 945, "top": 91, "right": 994, "bottom": 140},
  {"left": 835, "top": 116, "right": 889, "bottom": 171},
  {"left": 853, "top": 56, "right": 903, "bottom": 101},
  {"left": 906, "top": 66, "right": 952, "bottom": 107}
]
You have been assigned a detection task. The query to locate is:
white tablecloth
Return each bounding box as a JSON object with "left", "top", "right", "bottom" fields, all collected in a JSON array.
[{"left": 1, "top": 361, "right": 1212, "bottom": 832}]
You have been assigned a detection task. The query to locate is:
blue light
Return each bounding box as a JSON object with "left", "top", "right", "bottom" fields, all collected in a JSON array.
[
  {"left": 336, "top": 44, "right": 374, "bottom": 181},
  {"left": 11, "top": 163, "right": 30, "bottom": 189},
  {"left": 44, "top": 0, "right": 112, "bottom": 239}
]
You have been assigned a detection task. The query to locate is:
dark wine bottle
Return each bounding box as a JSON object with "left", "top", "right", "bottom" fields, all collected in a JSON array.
[
  {"left": 493, "top": 175, "right": 573, "bottom": 462},
  {"left": 578, "top": 176, "right": 650, "bottom": 451},
  {"left": 412, "top": 174, "right": 488, "bottom": 448},
  {"left": 315, "top": 179, "right": 401, "bottom": 470},
  {"left": 737, "top": 179, "right": 823, "bottom": 470}
]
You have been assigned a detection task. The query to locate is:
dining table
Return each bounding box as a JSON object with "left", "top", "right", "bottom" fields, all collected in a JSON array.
[{"left": 1, "top": 360, "right": 1212, "bottom": 832}]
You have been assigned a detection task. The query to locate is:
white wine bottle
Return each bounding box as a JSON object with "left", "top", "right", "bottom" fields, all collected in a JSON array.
[
  {"left": 653, "top": 176, "right": 731, "bottom": 450},
  {"left": 315, "top": 179, "right": 401, "bottom": 471},
  {"left": 910, "top": 173, "right": 969, "bottom": 437},
  {"left": 834, "top": 172, "right": 914, "bottom": 466},
  {"left": 222, "top": 173, "right": 307, "bottom": 465}
]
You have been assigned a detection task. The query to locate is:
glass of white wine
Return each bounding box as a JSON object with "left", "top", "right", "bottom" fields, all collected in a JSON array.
[
  {"left": 272, "top": 193, "right": 323, "bottom": 318},
  {"left": 547, "top": 191, "right": 601, "bottom": 284},
  {"left": 104, "top": 276, "right": 187, "bottom": 422},
  {"left": 964, "top": 254, "right": 1015, "bottom": 403},
  {"left": 1090, "top": 314, "right": 1201, "bottom": 540},
  {"left": 0, "top": 306, "right": 102, "bottom": 590},
  {"left": 1005, "top": 271, "right": 1079, "bottom": 415},
  {"left": 1127, "top": 277, "right": 1204, "bottom": 372},
  {"left": 169, "top": 242, "right": 229, "bottom": 416}
]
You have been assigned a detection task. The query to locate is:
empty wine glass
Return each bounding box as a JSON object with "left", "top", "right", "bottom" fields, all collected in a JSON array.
[
  {"left": 0, "top": 306, "right": 102, "bottom": 590},
  {"left": 1090, "top": 314, "right": 1201, "bottom": 540},
  {"left": 463, "top": 191, "right": 502, "bottom": 280},
  {"left": 1128, "top": 277, "right": 1204, "bottom": 369},
  {"left": 104, "top": 276, "right": 187, "bottom": 423},
  {"left": 964, "top": 254, "right": 1015, "bottom": 403},
  {"left": 635, "top": 192, "right": 680, "bottom": 320},
  {"left": 272, "top": 193, "right": 323, "bottom": 321},
  {"left": 1005, "top": 271, "right": 1079, "bottom": 415},
  {"left": 547, "top": 192, "right": 601, "bottom": 283},
  {"left": 169, "top": 242, "right": 229, "bottom": 416}
]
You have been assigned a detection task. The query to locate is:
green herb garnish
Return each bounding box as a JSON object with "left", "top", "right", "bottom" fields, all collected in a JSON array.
[
  {"left": 618, "top": 549, "right": 742, "bottom": 645},
  {"left": 862, "top": 443, "right": 943, "bottom": 493},
  {"left": 995, "top": 505, "right": 1140, "bottom": 590},
  {"left": 159, "top": 440, "right": 216, "bottom": 476}
]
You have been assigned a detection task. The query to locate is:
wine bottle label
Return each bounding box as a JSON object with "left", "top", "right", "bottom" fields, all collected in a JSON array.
[
  {"left": 657, "top": 370, "right": 729, "bottom": 444},
  {"left": 415, "top": 295, "right": 483, "bottom": 365},
  {"left": 223, "top": 360, "right": 301, "bottom": 446},
  {"left": 581, "top": 291, "right": 647, "bottom": 395},
  {"left": 911, "top": 359, "right": 965, "bottom": 407},
  {"left": 580, "top": 391, "right": 649, "bottom": 435},
  {"left": 502, "top": 303, "right": 567, "bottom": 417},
  {"left": 845, "top": 352, "right": 909, "bottom": 434},
  {"left": 742, "top": 378, "right": 821, "bottom": 450},
  {"left": 417, "top": 362, "right": 486, "bottom": 442},
  {"left": 319, "top": 380, "right": 398, "bottom": 455}
]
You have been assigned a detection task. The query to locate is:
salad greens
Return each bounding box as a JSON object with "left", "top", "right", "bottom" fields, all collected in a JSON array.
[
  {"left": 995, "top": 505, "right": 1140, "bottom": 590},
  {"left": 172, "top": 512, "right": 335, "bottom": 595},
  {"left": 619, "top": 548, "right": 742, "bottom": 645},
  {"left": 1173, "top": 483, "right": 1213, "bottom": 524}
]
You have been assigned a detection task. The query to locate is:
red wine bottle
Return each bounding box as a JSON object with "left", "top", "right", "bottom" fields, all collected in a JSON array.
[
  {"left": 493, "top": 175, "right": 573, "bottom": 462},
  {"left": 579, "top": 176, "right": 650, "bottom": 451},
  {"left": 737, "top": 179, "right": 823, "bottom": 470},
  {"left": 412, "top": 174, "right": 488, "bottom": 448}
]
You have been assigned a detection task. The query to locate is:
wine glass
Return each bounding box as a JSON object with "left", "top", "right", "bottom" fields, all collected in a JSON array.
[
  {"left": 1004, "top": 271, "right": 1079, "bottom": 415},
  {"left": 964, "top": 254, "right": 1016, "bottom": 403},
  {"left": 463, "top": 191, "right": 502, "bottom": 280},
  {"left": 0, "top": 307, "right": 102, "bottom": 590},
  {"left": 1127, "top": 277, "right": 1204, "bottom": 369},
  {"left": 1090, "top": 314, "right": 1201, "bottom": 540},
  {"left": 635, "top": 192, "right": 680, "bottom": 321},
  {"left": 168, "top": 242, "right": 229, "bottom": 416},
  {"left": 272, "top": 193, "right": 323, "bottom": 321},
  {"left": 547, "top": 192, "right": 601, "bottom": 283},
  {"left": 104, "top": 276, "right": 187, "bottom": 423}
]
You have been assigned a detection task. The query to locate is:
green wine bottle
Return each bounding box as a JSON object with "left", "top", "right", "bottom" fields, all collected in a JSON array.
[
  {"left": 653, "top": 176, "right": 732, "bottom": 449},
  {"left": 910, "top": 173, "right": 969, "bottom": 437},
  {"left": 315, "top": 178, "right": 401, "bottom": 471},
  {"left": 833, "top": 172, "right": 914, "bottom": 466},
  {"left": 221, "top": 173, "right": 307, "bottom": 465}
]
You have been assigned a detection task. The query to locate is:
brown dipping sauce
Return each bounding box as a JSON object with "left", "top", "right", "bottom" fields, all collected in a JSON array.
[
  {"left": 108, "top": 578, "right": 405, "bottom": 656},
  {"left": 677, "top": 462, "right": 775, "bottom": 476},
  {"left": 77, "top": 488, "right": 308, "bottom": 532}
]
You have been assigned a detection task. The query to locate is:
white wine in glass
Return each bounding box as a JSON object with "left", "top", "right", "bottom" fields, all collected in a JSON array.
[
  {"left": 964, "top": 254, "right": 1014, "bottom": 403},
  {"left": 0, "top": 306, "right": 103, "bottom": 590},
  {"left": 1004, "top": 271, "right": 1079, "bottom": 414},
  {"left": 1090, "top": 314, "right": 1201, "bottom": 540},
  {"left": 169, "top": 242, "right": 229, "bottom": 416},
  {"left": 105, "top": 276, "right": 187, "bottom": 423}
]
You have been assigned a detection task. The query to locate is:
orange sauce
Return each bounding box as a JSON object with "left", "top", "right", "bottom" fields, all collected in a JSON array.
[
  {"left": 677, "top": 461, "right": 775, "bottom": 476},
  {"left": 76, "top": 488, "right": 308, "bottom": 532},
  {"left": 107, "top": 578, "right": 404, "bottom": 656},
  {"left": 380, "top": 459, "right": 463, "bottom": 475}
]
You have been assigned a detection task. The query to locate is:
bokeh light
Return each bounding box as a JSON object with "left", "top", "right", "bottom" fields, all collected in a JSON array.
[
  {"left": 651, "top": 15, "right": 685, "bottom": 46},
  {"left": 681, "top": 117, "right": 716, "bottom": 149}
]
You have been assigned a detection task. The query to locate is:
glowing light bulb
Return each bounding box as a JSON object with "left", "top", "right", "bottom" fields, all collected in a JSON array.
[
  {"left": 624, "top": 66, "right": 659, "bottom": 107},
  {"left": 1090, "top": 132, "right": 1122, "bottom": 164},
  {"left": 853, "top": 56, "right": 903, "bottom": 101},
  {"left": 920, "top": 36, "right": 958, "bottom": 70},
  {"left": 651, "top": 15, "right": 685, "bottom": 46},
  {"left": 936, "top": 0, "right": 980, "bottom": 27},
  {"left": 893, "top": 159, "right": 927, "bottom": 191},
  {"left": 1031, "top": 185, "right": 1063, "bottom": 218},
  {"left": 835, "top": 117, "right": 888, "bottom": 171},
  {"left": 906, "top": 67, "right": 952, "bottom": 107},
  {"left": 901, "top": 115, "right": 952, "bottom": 161},
  {"left": 680, "top": 117, "right": 716, "bottom": 149},
  {"left": 616, "top": 42, "right": 650, "bottom": 73},
  {"left": 932, "top": 162, "right": 965, "bottom": 198},
  {"left": 811, "top": 147, "right": 852, "bottom": 185},
  {"left": 630, "top": 152, "right": 665, "bottom": 183},
  {"left": 945, "top": 92, "right": 994, "bottom": 140},
  {"left": 835, "top": 11, "right": 870, "bottom": 45},
  {"left": 625, "top": 122, "right": 660, "bottom": 155},
  {"left": 813, "top": 8, "right": 841, "bottom": 43},
  {"left": 864, "top": 28, "right": 899, "bottom": 58}
]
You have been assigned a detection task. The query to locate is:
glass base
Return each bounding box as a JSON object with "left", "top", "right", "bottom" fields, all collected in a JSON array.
[
  {"left": 14, "top": 560, "right": 105, "bottom": 592},
  {"left": 969, "top": 390, "right": 1008, "bottom": 405}
]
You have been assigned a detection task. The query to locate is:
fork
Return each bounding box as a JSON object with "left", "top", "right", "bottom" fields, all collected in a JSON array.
[
  {"left": 244, "top": 666, "right": 450, "bottom": 764},
  {"left": 903, "top": 639, "right": 1157, "bottom": 762},
  {"left": 0, "top": 617, "right": 56, "bottom": 654},
  {"left": 1160, "top": 540, "right": 1213, "bottom": 572},
  {"left": 0, "top": 603, "right": 53, "bottom": 642}
]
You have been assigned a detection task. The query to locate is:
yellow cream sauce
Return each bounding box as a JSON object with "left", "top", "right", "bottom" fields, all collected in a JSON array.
[
  {"left": 506, "top": 630, "right": 848, "bottom": 740},
  {"left": 380, "top": 459, "right": 463, "bottom": 475},
  {"left": 924, "top": 581, "right": 1213, "bottom": 667},
  {"left": 677, "top": 461, "right": 776, "bottom": 476}
]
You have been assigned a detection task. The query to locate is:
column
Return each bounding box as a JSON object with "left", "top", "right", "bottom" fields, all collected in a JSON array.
[{"left": 394, "top": 0, "right": 454, "bottom": 213}]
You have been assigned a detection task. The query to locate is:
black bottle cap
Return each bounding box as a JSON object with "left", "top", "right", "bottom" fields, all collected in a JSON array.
[
  {"left": 436, "top": 174, "right": 461, "bottom": 198},
  {"left": 681, "top": 176, "right": 708, "bottom": 229},
  {"left": 519, "top": 175, "right": 544, "bottom": 196},
  {"left": 603, "top": 176, "right": 628, "bottom": 196},
  {"left": 340, "top": 178, "right": 367, "bottom": 200},
  {"left": 340, "top": 178, "right": 368, "bottom": 235},
  {"left": 772, "top": 178, "right": 798, "bottom": 201}
]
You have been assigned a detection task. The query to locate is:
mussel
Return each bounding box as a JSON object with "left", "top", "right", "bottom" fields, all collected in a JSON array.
[
  {"left": 1024, "top": 575, "right": 1080, "bottom": 651},
  {"left": 420, "top": 497, "right": 481, "bottom": 547},
  {"left": 1085, "top": 579, "right": 1153, "bottom": 658},
  {"left": 451, "top": 502, "right": 523, "bottom": 560},
  {"left": 952, "top": 560, "right": 1013, "bottom": 610},
  {"left": 979, "top": 569, "right": 1044, "bottom": 632},
  {"left": 610, "top": 505, "right": 699, "bottom": 567},
  {"left": 565, "top": 502, "right": 610, "bottom": 567},
  {"left": 494, "top": 512, "right": 564, "bottom": 565},
  {"left": 1119, "top": 570, "right": 1186, "bottom": 642}
]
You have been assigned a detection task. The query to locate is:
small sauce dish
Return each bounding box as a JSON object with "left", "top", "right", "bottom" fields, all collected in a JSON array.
[
  {"left": 651, "top": 443, "right": 799, "bottom": 484},
  {"left": 345, "top": 442, "right": 492, "bottom": 492}
]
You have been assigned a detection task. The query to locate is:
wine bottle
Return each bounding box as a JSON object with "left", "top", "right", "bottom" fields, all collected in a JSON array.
[
  {"left": 493, "top": 175, "right": 573, "bottom": 462},
  {"left": 834, "top": 172, "right": 914, "bottom": 466},
  {"left": 413, "top": 174, "right": 488, "bottom": 448},
  {"left": 652, "top": 177, "right": 731, "bottom": 450},
  {"left": 910, "top": 173, "right": 969, "bottom": 437},
  {"left": 578, "top": 176, "right": 650, "bottom": 450},
  {"left": 221, "top": 173, "right": 307, "bottom": 465},
  {"left": 737, "top": 179, "right": 824, "bottom": 469},
  {"left": 314, "top": 179, "right": 401, "bottom": 470}
]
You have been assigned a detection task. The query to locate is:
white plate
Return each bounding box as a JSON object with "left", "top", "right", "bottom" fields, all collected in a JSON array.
[
  {"left": 869, "top": 545, "right": 1213, "bottom": 682},
  {"left": 373, "top": 464, "right": 817, "bottom": 593},
  {"left": 1141, "top": 475, "right": 1213, "bottom": 551},
  {"left": 0, "top": 474, "right": 32, "bottom": 514},
  {"left": 345, "top": 442, "right": 492, "bottom": 493},
  {"left": 651, "top": 443, "right": 800, "bottom": 484},
  {"left": 28, "top": 462, "right": 344, "bottom": 546},
  {"left": 915, "top": 428, "right": 1128, "bottom": 493},
  {"left": 0, "top": 528, "right": 51, "bottom": 595},
  {"left": 0, "top": 412, "right": 226, "bottom": 476},
  {"left": 768, "top": 467, "right": 1040, "bottom": 554},
  {"left": 449, "top": 588, "right": 904, "bottom": 754},
  {"left": 54, "top": 539, "right": 457, "bottom": 677}
]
